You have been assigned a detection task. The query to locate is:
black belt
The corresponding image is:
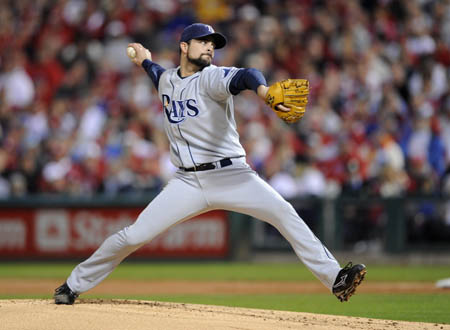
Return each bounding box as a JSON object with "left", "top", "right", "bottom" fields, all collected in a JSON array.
[{"left": 180, "top": 158, "right": 233, "bottom": 172}]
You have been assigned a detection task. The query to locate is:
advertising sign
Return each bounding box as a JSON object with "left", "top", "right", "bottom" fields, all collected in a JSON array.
[{"left": 0, "top": 208, "right": 228, "bottom": 258}]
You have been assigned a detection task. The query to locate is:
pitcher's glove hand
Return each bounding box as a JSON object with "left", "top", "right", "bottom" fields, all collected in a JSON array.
[{"left": 265, "top": 79, "right": 309, "bottom": 124}]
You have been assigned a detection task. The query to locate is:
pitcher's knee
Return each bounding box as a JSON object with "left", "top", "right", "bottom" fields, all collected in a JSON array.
[
  {"left": 274, "top": 200, "right": 297, "bottom": 217},
  {"left": 269, "top": 201, "right": 302, "bottom": 225},
  {"left": 122, "top": 224, "right": 153, "bottom": 247}
]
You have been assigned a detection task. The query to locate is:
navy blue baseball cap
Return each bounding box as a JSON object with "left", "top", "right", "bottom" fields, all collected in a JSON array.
[{"left": 180, "top": 23, "right": 227, "bottom": 49}]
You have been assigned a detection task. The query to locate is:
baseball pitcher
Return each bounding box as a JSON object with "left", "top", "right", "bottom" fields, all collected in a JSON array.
[{"left": 54, "top": 23, "right": 366, "bottom": 305}]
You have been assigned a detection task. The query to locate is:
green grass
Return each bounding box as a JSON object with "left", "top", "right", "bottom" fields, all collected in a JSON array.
[
  {"left": 0, "top": 262, "right": 449, "bottom": 282},
  {"left": 1, "top": 262, "right": 449, "bottom": 324}
]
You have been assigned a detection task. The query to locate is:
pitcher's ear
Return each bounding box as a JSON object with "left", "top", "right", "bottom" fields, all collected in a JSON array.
[{"left": 180, "top": 42, "right": 189, "bottom": 54}]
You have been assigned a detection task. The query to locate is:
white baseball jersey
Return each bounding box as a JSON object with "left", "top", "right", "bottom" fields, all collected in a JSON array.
[{"left": 158, "top": 65, "right": 245, "bottom": 168}]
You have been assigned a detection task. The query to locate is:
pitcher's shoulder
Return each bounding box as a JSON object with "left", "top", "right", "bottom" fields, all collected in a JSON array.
[
  {"left": 200, "top": 65, "right": 219, "bottom": 75},
  {"left": 161, "top": 67, "right": 177, "bottom": 78},
  {"left": 201, "top": 65, "right": 239, "bottom": 79}
]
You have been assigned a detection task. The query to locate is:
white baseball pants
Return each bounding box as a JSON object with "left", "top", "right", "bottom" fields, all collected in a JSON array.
[{"left": 67, "top": 158, "right": 341, "bottom": 293}]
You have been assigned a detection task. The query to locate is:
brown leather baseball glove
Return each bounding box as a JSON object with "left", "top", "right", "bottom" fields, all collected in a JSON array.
[{"left": 265, "top": 79, "right": 309, "bottom": 124}]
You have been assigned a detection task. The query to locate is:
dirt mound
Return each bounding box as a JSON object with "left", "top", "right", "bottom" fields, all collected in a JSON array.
[{"left": 1, "top": 299, "right": 448, "bottom": 330}]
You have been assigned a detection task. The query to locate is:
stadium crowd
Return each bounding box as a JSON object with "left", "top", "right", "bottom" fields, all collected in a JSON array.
[{"left": 0, "top": 0, "right": 450, "bottom": 199}]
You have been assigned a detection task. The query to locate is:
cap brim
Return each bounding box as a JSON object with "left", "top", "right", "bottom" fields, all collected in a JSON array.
[{"left": 197, "top": 32, "right": 227, "bottom": 49}]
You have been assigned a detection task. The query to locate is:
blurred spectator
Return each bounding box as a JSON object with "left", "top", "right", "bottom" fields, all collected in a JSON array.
[
  {"left": 295, "top": 160, "right": 327, "bottom": 197},
  {"left": 0, "top": 147, "right": 11, "bottom": 197},
  {"left": 0, "top": 50, "right": 35, "bottom": 108},
  {"left": 378, "top": 165, "right": 409, "bottom": 197}
]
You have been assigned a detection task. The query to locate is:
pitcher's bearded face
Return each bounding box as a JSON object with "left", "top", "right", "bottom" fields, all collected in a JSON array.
[
  {"left": 186, "top": 39, "right": 215, "bottom": 69},
  {"left": 187, "top": 53, "right": 211, "bottom": 68}
]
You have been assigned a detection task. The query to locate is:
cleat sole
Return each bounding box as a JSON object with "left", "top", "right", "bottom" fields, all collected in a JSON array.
[{"left": 336, "top": 267, "right": 367, "bottom": 302}]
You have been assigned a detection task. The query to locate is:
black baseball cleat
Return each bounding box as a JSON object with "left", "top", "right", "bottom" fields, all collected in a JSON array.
[
  {"left": 54, "top": 282, "right": 79, "bottom": 305},
  {"left": 332, "top": 262, "right": 366, "bottom": 302}
]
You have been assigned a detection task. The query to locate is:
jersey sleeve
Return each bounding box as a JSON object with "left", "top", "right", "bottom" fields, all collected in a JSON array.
[
  {"left": 229, "top": 68, "right": 267, "bottom": 95},
  {"left": 142, "top": 59, "right": 166, "bottom": 91},
  {"left": 202, "top": 66, "right": 241, "bottom": 101}
]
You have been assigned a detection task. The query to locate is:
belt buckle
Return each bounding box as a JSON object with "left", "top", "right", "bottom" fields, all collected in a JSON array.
[{"left": 183, "top": 159, "right": 233, "bottom": 172}]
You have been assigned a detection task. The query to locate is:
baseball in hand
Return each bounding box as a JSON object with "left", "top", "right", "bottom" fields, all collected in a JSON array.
[{"left": 127, "top": 46, "right": 136, "bottom": 58}]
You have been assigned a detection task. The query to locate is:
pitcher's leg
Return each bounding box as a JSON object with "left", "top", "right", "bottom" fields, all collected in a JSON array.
[
  {"left": 206, "top": 167, "right": 341, "bottom": 290},
  {"left": 246, "top": 189, "right": 341, "bottom": 290},
  {"left": 67, "top": 175, "right": 209, "bottom": 293}
]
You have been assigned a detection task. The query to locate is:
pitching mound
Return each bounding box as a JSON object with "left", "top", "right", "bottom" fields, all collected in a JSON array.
[{"left": 1, "top": 299, "right": 447, "bottom": 330}]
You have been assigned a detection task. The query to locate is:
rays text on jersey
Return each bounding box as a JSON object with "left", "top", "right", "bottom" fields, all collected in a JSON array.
[{"left": 162, "top": 94, "right": 200, "bottom": 124}]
